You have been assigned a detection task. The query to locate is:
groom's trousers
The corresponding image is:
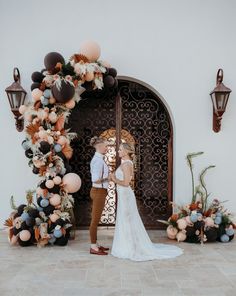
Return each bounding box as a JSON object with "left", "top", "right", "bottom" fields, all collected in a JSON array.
[{"left": 89, "top": 187, "right": 107, "bottom": 244}]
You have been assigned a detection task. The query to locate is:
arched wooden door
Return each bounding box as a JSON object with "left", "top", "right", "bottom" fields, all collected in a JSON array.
[{"left": 68, "top": 77, "right": 173, "bottom": 229}]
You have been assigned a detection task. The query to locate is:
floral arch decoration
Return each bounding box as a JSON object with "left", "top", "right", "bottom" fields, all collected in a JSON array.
[{"left": 4, "top": 40, "right": 118, "bottom": 247}]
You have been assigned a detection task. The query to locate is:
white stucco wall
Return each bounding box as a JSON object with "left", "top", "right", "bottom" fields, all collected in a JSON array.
[{"left": 0, "top": 0, "right": 236, "bottom": 227}]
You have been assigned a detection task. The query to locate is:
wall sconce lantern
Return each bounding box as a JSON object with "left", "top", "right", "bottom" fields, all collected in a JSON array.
[
  {"left": 210, "top": 69, "right": 231, "bottom": 133},
  {"left": 5, "top": 68, "right": 27, "bottom": 132}
]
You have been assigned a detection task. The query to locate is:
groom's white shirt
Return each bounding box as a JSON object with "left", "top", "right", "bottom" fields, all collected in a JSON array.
[{"left": 90, "top": 152, "right": 109, "bottom": 189}]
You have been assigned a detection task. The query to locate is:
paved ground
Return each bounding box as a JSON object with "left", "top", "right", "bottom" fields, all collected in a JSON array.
[{"left": 0, "top": 228, "right": 236, "bottom": 296}]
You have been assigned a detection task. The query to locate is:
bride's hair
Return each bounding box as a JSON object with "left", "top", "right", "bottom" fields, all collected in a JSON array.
[
  {"left": 90, "top": 136, "right": 106, "bottom": 147},
  {"left": 121, "top": 142, "right": 135, "bottom": 161}
]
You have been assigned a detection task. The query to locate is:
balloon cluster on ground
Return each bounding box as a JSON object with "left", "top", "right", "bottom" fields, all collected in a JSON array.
[
  {"left": 159, "top": 152, "right": 236, "bottom": 243},
  {"left": 4, "top": 41, "right": 118, "bottom": 247}
]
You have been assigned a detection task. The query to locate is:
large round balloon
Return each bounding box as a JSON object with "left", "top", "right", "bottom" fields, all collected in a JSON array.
[
  {"left": 79, "top": 40, "right": 101, "bottom": 62},
  {"left": 51, "top": 80, "right": 75, "bottom": 103},
  {"left": 44, "top": 52, "right": 65, "bottom": 72},
  {"left": 62, "top": 173, "right": 81, "bottom": 193},
  {"left": 103, "top": 75, "right": 115, "bottom": 88},
  {"left": 19, "top": 230, "right": 31, "bottom": 241}
]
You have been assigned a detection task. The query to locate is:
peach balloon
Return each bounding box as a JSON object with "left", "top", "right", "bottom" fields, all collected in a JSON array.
[
  {"left": 63, "top": 173, "right": 81, "bottom": 193},
  {"left": 205, "top": 217, "right": 215, "bottom": 227},
  {"left": 65, "top": 99, "right": 75, "bottom": 109},
  {"left": 57, "top": 136, "right": 67, "bottom": 146},
  {"left": 19, "top": 105, "right": 27, "bottom": 115},
  {"left": 36, "top": 187, "right": 44, "bottom": 196},
  {"left": 53, "top": 176, "right": 62, "bottom": 185},
  {"left": 177, "top": 218, "right": 187, "bottom": 230},
  {"left": 50, "top": 194, "right": 61, "bottom": 206},
  {"left": 79, "top": 40, "right": 101, "bottom": 62},
  {"left": 46, "top": 180, "right": 54, "bottom": 189},
  {"left": 19, "top": 230, "right": 31, "bottom": 241},
  {"left": 48, "top": 112, "right": 57, "bottom": 123},
  {"left": 38, "top": 130, "right": 47, "bottom": 139},
  {"left": 166, "top": 225, "right": 178, "bottom": 240},
  {"left": 32, "top": 88, "right": 43, "bottom": 102},
  {"left": 85, "top": 71, "right": 95, "bottom": 82},
  {"left": 50, "top": 213, "right": 60, "bottom": 223},
  {"left": 49, "top": 97, "right": 56, "bottom": 104},
  {"left": 176, "top": 231, "right": 187, "bottom": 242},
  {"left": 25, "top": 114, "right": 33, "bottom": 122}
]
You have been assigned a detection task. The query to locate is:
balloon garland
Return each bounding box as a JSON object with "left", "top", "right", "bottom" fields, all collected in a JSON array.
[{"left": 4, "top": 41, "right": 118, "bottom": 247}]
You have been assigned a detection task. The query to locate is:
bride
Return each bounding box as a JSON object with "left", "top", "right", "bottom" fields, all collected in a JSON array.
[{"left": 110, "top": 142, "right": 183, "bottom": 261}]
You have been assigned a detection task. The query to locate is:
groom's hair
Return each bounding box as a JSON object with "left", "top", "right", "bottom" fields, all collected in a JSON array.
[{"left": 90, "top": 136, "right": 106, "bottom": 147}]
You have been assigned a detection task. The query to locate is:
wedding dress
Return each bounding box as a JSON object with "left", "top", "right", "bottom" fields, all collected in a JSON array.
[{"left": 111, "top": 160, "right": 183, "bottom": 261}]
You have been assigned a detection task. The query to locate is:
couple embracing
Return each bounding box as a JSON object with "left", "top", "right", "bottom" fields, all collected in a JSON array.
[{"left": 89, "top": 136, "right": 183, "bottom": 261}]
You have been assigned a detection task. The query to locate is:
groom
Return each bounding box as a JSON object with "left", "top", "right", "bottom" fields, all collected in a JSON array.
[{"left": 89, "top": 136, "right": 110, "bottom": 255}]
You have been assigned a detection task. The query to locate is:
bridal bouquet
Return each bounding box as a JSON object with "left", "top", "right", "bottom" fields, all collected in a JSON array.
[{"left": 159, "top": 152, "right": 235, "bottom": 244}]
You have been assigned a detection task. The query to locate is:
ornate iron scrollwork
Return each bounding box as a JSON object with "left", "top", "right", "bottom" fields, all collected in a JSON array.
[{"left": 68, "top": 79, "right": 173, "bottom": 228}]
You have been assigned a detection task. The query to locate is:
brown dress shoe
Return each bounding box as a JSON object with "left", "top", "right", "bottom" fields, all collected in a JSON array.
[
  {"left": 99, "top": 246, "right": 110, "bottom": 251},
  {"left": 90, "top": 248, "right": 108, "bottom": 255}
]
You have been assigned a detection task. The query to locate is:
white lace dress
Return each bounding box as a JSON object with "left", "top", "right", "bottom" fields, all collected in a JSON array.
[{"left": 111, "top": 160, "right": 183, "bottom": 261}]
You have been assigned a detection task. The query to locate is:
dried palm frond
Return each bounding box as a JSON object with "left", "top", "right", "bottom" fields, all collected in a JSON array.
[
  {"left": 55, "top": 62, "right": 62, "bottom": 71},
  {"left": 62, "top": 143, "right": 73, "bottom": 159},
  {"left": 4, "top": 217, "right": 14, "bottom": 227},
  {"left": 26, "top": 122, "right": 41, "bottom": 138},
  {"left": 8, "top": 228, "right": 14, "bottom": 240},
  {"left": 37, "top": 238, "right": 49, "bottom": 248},
  {"left": 35, "top": 227, "right": 40, "bottom": 241},
  {"left": 10, "top": 195, "right": 18, "bottom": 210},
  {"left": 39, "top": 166, "right": 47, "bottom": 176},
  {"left": 26, "top": 190, "right": 34, "bottom": 205},
  {"left": 70, "top": 54, "right": 89, "bottom": 63},
  {"left": 55, "top": 115, "right": 65, "bottom": 131}
]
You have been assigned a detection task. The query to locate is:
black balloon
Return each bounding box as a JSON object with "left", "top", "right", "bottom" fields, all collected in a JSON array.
[
  {"left": 37, "top": 197, "right": 43, "bottom": 206},
  {"left": 32, "top": 166, "right": 40, "bottom": 174},
  {"left": 25, "top": 149, "right": 33, "bottom": 159},
  {"left": 18, "top": 238, "right": 32, "bottom": 247},
  {"left": 43, "top": 205, "right": 55, "bottom": 216},
  {"left": 44, "top": 52, "right": 65, "bottom": 72},
  {"left": 185, "top": 226, "right": 195, "bottom": 237},
  {"left": 51, "top": 80, "right": 75, "bottom": 103},
  {"left": 17, "top": 204, "right": 27, "bottom": 216},
  {"left": 21, "top": 221, "right": 28, "bottom": 230},
  {"left": 229, "top": 234, "right": 234, "bottom": 241},
  {"left": 83, "top": 81, "right": 94, "bottom": 92},
  {"left": 194, "top": 221, "right": 204, "bottom": 230},
  {"left": 54, "top": 235, "right": 68, "bottom": 246},
  {"left": 205, "top": 227, "right": 218, "bottom": 242},
  {"left": 26, "top": 217, "right": 36, "bottom": 227},
  {"left": 39, "top": 141, "right": 51, "bottom": 154},
  {"left": 39, "top": 181, "right": 47, "bottom": 189},
  {"left": 56, "top": 218, "right": 65, "bottom": 227},
  {"left": 31, "top": 71, "right": 45, "bottom": 83},
  {"left": 113, "top": 78, "right": 118, "bottom": 88},
  {"left": 28, "top": 208, "right": 39, "bottom": 218},
  {"left": 48, "top": 184, "right": 60, "bottom": 194},
  {"left": 108, "top": 68, "right": 117, "bottom": 77},
  {"left": 31, "top": 82, "right": 41, "bottom": 91},
  {"left": 13, "top": 227, "right": 21, "bottom": 236},
  {"left": 103, "top": 75, "right": 115, "bottom": 88}
]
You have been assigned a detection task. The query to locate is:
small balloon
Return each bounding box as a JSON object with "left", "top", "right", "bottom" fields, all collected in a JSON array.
[{"left": 31, "top": 71, "right": 44, "bottom": 83}]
